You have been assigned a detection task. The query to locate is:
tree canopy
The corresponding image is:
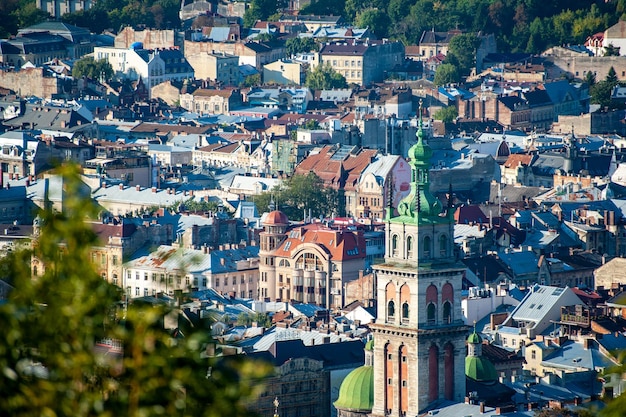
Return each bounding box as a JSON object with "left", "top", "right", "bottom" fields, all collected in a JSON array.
[
  {"left": 253, "top": 172, "right": 338, "bottom": 221},
  {"left": 1, "top": 0, "right": 623, "bottom": 55},
  {"left": 434, "top": 63, "right": 460, "bottom": 86},
  {"left": 446, "top": 33, "right": 480, "bottom": 77},
  {"left": 0, "top": 164, "right": 271, "bottom": 417},
  {"left": 433, "top": 105, "right": 458, "bottom": 123},
  {"left": 72, "top": 56, "right": 114, "bottom": 82},
  {"left": 590, "top": 66, "right": 623, "bottom": 110},
  {"left": 305, "top": 63, "right": 348, "bottom": 90},
  {"left": 285, "top": 37, "right": 318, "bottom": 57}
]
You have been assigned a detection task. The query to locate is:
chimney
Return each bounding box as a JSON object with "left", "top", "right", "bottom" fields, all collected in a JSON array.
[
  {"left": 136, "top": 184, "right": 141, "bottom": 191},
  {"left": 119, "top": 183, "right": 124, "bottom": 190},
  {"left": 152, "top": 187, "right": 157, "bottom": 193}
]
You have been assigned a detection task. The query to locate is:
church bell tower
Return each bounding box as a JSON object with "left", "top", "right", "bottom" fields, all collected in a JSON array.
[{"left": 370, "top": 104, "right": 468, "bottom": 415}]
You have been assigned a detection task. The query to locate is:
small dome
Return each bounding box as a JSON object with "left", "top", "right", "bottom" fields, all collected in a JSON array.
[
  {"left": 334, "top": 366, "right": 374, "bottom": 412},
  {"left": 465, "top": 356, "right": 498, "bottom": 382},
  {"left": 364, "top": 339, "right": 374, "bottom": 351},
  {"left": 467, "top": 331, "right": 482, "bottom": 344},
  {"left": 263, "top": 210, "right": 289, "bottom": 225}
]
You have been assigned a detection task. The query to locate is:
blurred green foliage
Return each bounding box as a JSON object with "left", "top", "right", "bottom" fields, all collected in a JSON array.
[{"left": 0, "top": 164, "right": 272, "bottom": 417}]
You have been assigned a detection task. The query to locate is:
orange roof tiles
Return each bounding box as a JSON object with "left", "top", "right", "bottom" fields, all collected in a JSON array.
[
  {"left": 294, "top": 146, "right": 377, "bottom": 191},
  {"left": 504, "top": 154, "right": 534, "bottom": 168},
  {"left": 273, "top": 223, "right": 365, "bottom": 260}
]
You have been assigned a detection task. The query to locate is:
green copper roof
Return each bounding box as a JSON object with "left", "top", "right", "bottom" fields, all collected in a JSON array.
[
  {"left": 365, "top": 339, "right": 374, "bottom": 351},
  {"left": 467, "top": 331, "right": 482, "bottom": 344},
  {"left": 465, "top": 356, "right": 498, "bottom": 382},
  {"left": 334, "top": 366, "right": 374, "bottom": 412},
  {"left": 391, "top": 102, "right": 446, "bottom": 224}
]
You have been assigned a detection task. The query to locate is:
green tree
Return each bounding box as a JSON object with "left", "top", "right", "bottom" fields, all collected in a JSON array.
[
  {"left": 585, "top": 70, "right": 596, "bottom": 86},
  {"left": 62, "top": 8, "right": 111, "bottom": 34},
  {"left": 604, "top": 43, "right": 621, "bottom": 57},
  {"left": 305, "top": 63, "right": 347, "bottom": 90},
  {"left": 0, "top": 164, "right": 271, "bottom": 417},
  {"left": 355, "top": 8, "right": 390, "bottom": 38},
  {"left": 300, "top": 0, "right": 346, "bottom": 17},
  {"left": 303, "top": 119, "right": 321, "bottom": 130},
  {"left": 433, "top": 63, "right": 460, "bottom": 86},
  {"left": 241, "top": 73, "right": 261, "bottom": 88},
  {"left": 253, "top": 173, "right": 338, "bottom": 220},
  {"left": 607, "top": 66, "right": 619, "bottom": 85},
  {"left": 285, "top": 37, "right": 318, "bottom": 57},
  {"left": 72, "top": 56, "right": 114, "bottom": 82},
  {"left": 255, "top": 32, "right": 276, "bottom": 42},
  {"left": 433, "top": 106, "right": 458, "bottom": 123},
  {"left": 590, "top": 80, "right": 615, "bottom": 109},
  {"left": 446, "top": 33, "right": 480, "bottom": 77},
  {"left": 243, "top": 0, "right": 286, "bottom": 27},
  {"left": 11, "top": 1, "right": 48, "bottom": 30}
]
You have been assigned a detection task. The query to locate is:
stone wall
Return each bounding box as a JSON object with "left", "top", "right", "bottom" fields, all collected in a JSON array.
[{"left": 0, "top": 68, "right": 65, "bottom": 98}]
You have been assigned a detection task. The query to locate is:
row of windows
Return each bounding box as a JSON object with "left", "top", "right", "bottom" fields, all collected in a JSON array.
[
  {"left": 391, "top": 234, "right": 448, "bottom": 258},
  {"left": 358, "top": 197, "right": 381, "bottom": 206},
  {"left": 386, "top": 298, "right": 452, "bottom": 324},
  {"left": 330, "top": 59, "right": 362, "bottom": 67}
]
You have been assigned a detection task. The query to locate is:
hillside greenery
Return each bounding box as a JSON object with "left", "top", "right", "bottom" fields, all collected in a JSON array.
[{"left": 1, "top": 0, "right": 624, "bottom": 56}]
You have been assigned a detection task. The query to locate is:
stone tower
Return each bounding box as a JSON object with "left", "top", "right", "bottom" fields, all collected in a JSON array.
[
  {"left": 370, "top": 105, "right": 468, "bottom": 415},
  {"left": 258, "top": 209, "right": 289, "bottom": 301}
]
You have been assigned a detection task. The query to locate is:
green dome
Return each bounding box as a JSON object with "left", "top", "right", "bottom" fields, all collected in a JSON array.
[
  {"left": 334, "top": 366, "right": 374, "bottom": 412},
  {"left": 365, "top": 340, "right": 374, "bottom": 351},
  {"left": 408, "top": 125, "right": 432, "bottom": 164},
  {"left": 467, "top": 331, "right": 482, "bottom": 344},
  {"left": 465, "top": 356, "right": 498, "bottom": 382}
]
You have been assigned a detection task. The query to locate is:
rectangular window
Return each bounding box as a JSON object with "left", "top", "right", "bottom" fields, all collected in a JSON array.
[
  {"left": 216, "top": 278, "right": 220, "bottom": 287},
  {"left": 112, "top": 255, "right": 118, "bottom": 266},
  {"left": 135, "top": 287, "right": 140, "bottom": 296},
  {"left": 135, "top": 272, "right": 139, "bottom": 280},
  {"left": 144, "top": 273, "right": 148, "bottom": 281}
]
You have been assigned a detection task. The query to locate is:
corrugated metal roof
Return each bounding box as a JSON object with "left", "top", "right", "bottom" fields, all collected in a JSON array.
[{"left": 510, "top": 285, "right": 579, "bottom": 323}]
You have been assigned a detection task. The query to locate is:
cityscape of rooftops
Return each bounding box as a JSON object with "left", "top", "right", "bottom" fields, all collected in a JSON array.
[{"left": 2, "top": 1, "right": 626, "bottom": 416}]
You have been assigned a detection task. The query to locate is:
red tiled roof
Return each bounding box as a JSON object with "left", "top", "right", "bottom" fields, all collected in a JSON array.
[
  {"left": 91, "top": 222, "right": 137, "bottom": 243},
  {"left": 504, "top": 154, "right": 533, "bottom": 168},
  {"left": 294, "top": 146, "right": 377, "bottom": 190},
  {"left": 273, "top": 223, "right": 366, "bottom": 260}
]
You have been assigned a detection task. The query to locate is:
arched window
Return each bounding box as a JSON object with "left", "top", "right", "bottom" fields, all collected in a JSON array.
[
  {"left": 443, "top": 301, "right": 452, "bottom": 324},
  {"left": 402, "top": 302, "right": 409, "bottom": 323},
  {"left": 406, "top": 236, "right": 413, "bottom": 258},
  {"left": 427, "top": 303, "right": 436, "bottom": 325},
  {"left": 439, "top": 234, "right": 448, "bottom": 256},
  {"left": 392, "top": 234, "right": 399, "bottom": 255},
  {"left": 423, "top": 236, "right": 431, "bottom": 258},
  {"left": 278, "top": 259, "right": 291, "bottom": 267},
  {"left": 388, "top": 300, "right": 396, "bottom": 320}
]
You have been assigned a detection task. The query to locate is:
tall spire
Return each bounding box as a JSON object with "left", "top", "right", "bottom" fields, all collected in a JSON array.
[{"left": 396, "top": 100, "right": 442, "bottom": 220}]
